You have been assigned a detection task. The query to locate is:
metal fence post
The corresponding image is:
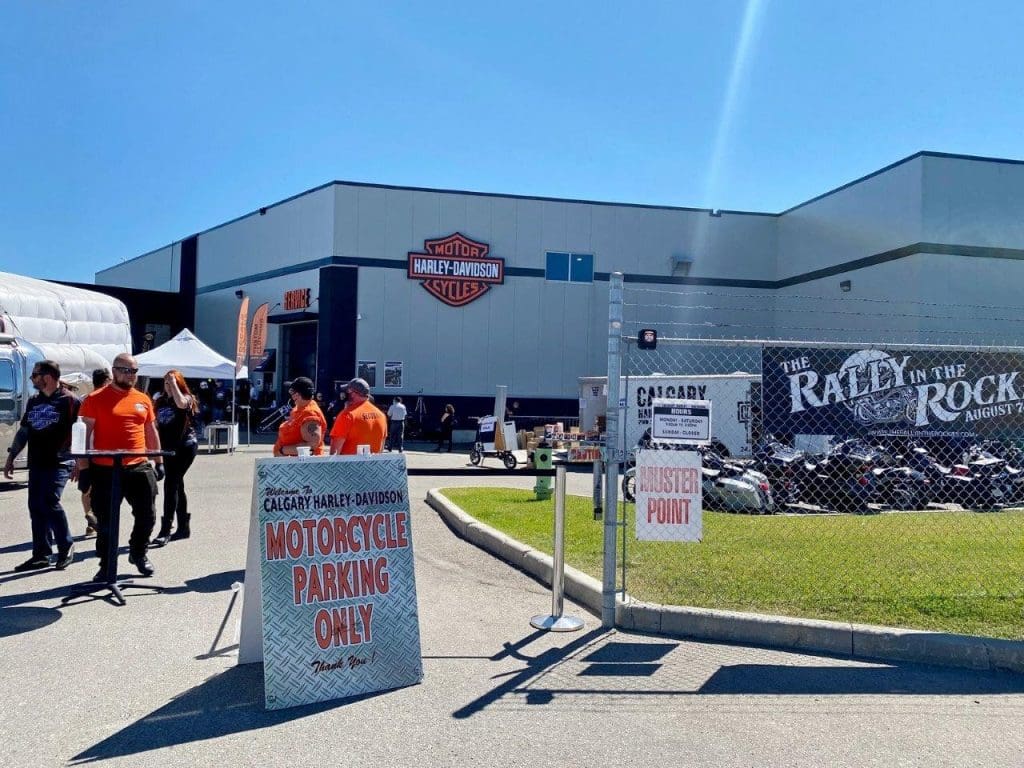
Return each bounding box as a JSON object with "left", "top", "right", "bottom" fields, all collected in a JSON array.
[
  {"left": 602, "top": 272, "right": 624, "bottom": 628},
  {"left": 530, "top": 465, "right": 584, "bottom": 632}
]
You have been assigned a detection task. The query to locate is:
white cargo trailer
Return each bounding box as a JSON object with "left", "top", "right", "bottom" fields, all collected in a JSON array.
[
  {"left": 0, "top": 273, "right": 132, "bottom": 469},
  {"left": 578, "top": 373, "right": 761, "bottom": 457}
]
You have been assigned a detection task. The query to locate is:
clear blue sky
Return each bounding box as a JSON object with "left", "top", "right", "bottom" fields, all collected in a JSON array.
[{"left": 3, "top": 1, "right": 1023, "bottom": 283}]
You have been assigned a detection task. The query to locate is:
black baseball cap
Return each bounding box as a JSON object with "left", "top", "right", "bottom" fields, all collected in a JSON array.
[{"left": 289, "top": 377, "right": 315, "bottom": 399}]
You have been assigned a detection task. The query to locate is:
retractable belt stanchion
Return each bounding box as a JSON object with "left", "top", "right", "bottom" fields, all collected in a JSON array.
[
  {"left": 242, "top": 405, "right": 251, "bottom": 446},
  {"left": 530, "top": 464, "right": 585, "bottom": 632},
  {"left": 67, "top": 449, "right": 174, "bottom": 607}
]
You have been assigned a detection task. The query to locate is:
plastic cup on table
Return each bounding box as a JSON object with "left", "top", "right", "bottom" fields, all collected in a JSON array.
[
  {"left": 296, "top": 446, "right": 311, "bottom": 458},
  {"left": 357, "top": 445, "right": 371, "bottom": 456}
]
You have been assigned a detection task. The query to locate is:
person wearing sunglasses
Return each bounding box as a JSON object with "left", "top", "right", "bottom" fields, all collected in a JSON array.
[
  {"left": 77, "top": 353, "right": 164, "bottom": 578},
  {"left": 3, "top": 360, "right": 80, "bottom": 572},
  {"left": 273, "top": 377, "right": 326, "bottom": 456}
]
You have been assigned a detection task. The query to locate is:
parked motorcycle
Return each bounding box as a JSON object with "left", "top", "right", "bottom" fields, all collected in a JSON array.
[
  {"left": 863, "top": 441, "right": 932, "bottom": 511},
  {"left": 797, "top": 439, "right": 878, "bottom": 515},
  {"left": 751, "top": 439, "right": 810, "bottom": 508},
  {"left": 622, "top": 441, "right": 774, "bottom": 515},
  {"left": 904, "top": 441, "right": 1014, "bottom": 509},
  {"left": 960, "top": 444, "right": 1018, "bottom": 507}
]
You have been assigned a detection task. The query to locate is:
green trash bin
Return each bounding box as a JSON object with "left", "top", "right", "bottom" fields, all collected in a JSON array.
[{"left": 534, "top": 445, "right": 553, "bottom": 500}]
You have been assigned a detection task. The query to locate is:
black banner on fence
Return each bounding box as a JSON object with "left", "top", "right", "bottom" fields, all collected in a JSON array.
[{"left": 762, "top": 346, "right": 1024, "bottom": 439}]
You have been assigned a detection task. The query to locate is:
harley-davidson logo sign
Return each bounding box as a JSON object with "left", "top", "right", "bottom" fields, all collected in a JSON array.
[{"left": 407, "top": 233, "right": 505, "bottom": 307}]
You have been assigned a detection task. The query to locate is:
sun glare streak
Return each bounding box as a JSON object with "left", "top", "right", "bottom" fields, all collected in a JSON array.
[{"left": 694, "top": 0, "right": 768, "bottom": 251}]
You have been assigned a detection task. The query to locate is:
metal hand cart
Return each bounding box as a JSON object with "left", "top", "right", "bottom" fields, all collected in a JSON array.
[
  {"left": 469, "top": 416, "right": 528, "bottom": 470},
  {"left": 256, "top": 404, "right": 290, "bottom": 434}
]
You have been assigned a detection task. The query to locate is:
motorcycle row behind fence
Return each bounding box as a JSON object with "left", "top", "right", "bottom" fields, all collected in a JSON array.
[{"left": 621, "top": 436, "right": 1024, "bottom": 515}]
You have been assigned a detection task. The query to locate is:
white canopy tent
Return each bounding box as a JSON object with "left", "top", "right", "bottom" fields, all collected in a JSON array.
[{"left": 134, "top": 328, "right": 248, "bottom": 379}]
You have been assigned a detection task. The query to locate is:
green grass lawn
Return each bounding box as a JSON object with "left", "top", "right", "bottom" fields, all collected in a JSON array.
[{"left": 441, "top": 487, "right": 1024, "bottom": 639}]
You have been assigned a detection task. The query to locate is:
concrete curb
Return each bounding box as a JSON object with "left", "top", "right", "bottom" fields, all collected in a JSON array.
[
  {"left": 426, "top": 489, "right": 604, "bottom": 616},
  {"left": 426, "top": 488, "right": 1024, "bottom": 675}
]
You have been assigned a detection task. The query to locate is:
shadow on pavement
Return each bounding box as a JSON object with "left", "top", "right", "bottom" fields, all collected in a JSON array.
[
  {"left": 0, "top": 605, "right": 61, "bottom": 637},
  {"left": 69, "top": 665, "right": 391, "bottom": 764},
  {"left": 169, "top": 569, "right": 245, "bottom": 594},
  {"left": 0, "top": 568, "right": 244, "bottom": 636},
  {"left": 452, "top": 627, "right": 611, "bottom": 719},
  {"left": 0, "top": 581, "right": 75, "bottom": 609},
  {"left": 0, "top": 540, "right": 33, "bottom": 555},
  {"left": 454, "top": 630, "right": 1024, "bottom": 712},
  {"left": 697, "top": 663, "right": 1024, "bottom": 695}
]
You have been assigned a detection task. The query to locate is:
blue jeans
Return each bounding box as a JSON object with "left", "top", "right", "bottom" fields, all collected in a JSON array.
[{"left": 27, "top": 462, "right": 74, "bottom": 559}]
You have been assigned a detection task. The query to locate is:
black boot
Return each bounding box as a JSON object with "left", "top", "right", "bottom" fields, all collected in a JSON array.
[
  {"left": 150, "top": 517, "right": 173, "bottom": 548},
  {"left": 171, "top": 513, "right": 191, "bottom": 540},
  {"left": 128, "top": 552, "right": 155, "bottom": 576}
]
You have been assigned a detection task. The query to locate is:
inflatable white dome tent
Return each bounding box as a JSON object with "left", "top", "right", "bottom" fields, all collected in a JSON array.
[{"left": 0, "top": 271, "right": 132, "bottom": 379}]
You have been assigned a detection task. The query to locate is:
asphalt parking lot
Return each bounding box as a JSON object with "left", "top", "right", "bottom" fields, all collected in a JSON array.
[{"left": 1, "top": 445, "right": 1023, "bottom": 767}]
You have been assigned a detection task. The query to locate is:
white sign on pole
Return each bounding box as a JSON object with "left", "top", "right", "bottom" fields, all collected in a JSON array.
[
  {"left": 651, "top": 398, "right": 711, "bottom": 444},
  {"left": 634, "top": 448, "right": 703, "bottom": 542}
]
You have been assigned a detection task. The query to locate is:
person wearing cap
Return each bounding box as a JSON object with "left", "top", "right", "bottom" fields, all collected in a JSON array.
[
  {"left": 329, "top": 378, "right": 387, "bottom": 455},
  {"left": 3, "top": 359, "right": 80, "bottom": 572},
  {"left": 273, "top": 376, "right": 327, "bottom": 456}
]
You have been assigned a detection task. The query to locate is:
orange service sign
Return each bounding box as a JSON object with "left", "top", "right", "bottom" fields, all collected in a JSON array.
[
  {"left": 284, "top": 288, "right": 311, "bottom": 311},
  {"left": 407, "top": 233, "right": 504, "bottom": 307}
]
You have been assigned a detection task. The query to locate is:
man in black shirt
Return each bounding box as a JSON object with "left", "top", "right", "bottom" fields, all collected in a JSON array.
[{"left": 2, "top": 359, "right": 80, "bottom": 571}]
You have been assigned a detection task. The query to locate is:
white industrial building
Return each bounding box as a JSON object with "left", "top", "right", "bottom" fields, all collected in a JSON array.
[{"left": 95, "top": 150, "right": 1024, "bottom": 414}]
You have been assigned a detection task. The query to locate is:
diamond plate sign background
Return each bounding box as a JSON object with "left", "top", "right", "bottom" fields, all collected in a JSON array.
[{"left": 255, "top": 454, "right": 422, "bottom": 709}]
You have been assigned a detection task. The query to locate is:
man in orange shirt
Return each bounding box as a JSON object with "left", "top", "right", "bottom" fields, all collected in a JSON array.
[
  {"left": 273, "top": 377, "right": 327, "bottom": 456},
  {"left": 78, "top": 354, "right": 163, "bottom": 578},
  {"left": 329, "top": 378, "right": 387, "bottom": 455}
]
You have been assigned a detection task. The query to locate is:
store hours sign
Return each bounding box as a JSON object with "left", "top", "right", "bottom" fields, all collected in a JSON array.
[{"left": 651, "top": 398, "right": 711, "bottom": 444}]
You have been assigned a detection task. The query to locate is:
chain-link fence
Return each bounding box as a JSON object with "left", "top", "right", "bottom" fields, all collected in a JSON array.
[{"left": 606, "top": 275, "right": 1024, "bottom": 639}]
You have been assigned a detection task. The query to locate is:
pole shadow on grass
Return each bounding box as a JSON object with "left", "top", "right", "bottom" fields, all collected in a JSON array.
[{"left": 69, "top": 665, "right": 391, "bottom": 764}]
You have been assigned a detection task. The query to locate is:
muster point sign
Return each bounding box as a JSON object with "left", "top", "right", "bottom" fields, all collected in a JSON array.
[{"left": 634, "top": 448, "right": 703, "bottom": 542}]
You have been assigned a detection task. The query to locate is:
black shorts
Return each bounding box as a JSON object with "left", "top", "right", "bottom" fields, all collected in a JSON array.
[{"left": 77, "top": 467, "right": 91, "bottom": 494}]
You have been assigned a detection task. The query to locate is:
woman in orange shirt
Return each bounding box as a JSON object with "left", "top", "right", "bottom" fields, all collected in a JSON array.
[{"left": 273, "top": 377, "right": 327, "bottom": 456}]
